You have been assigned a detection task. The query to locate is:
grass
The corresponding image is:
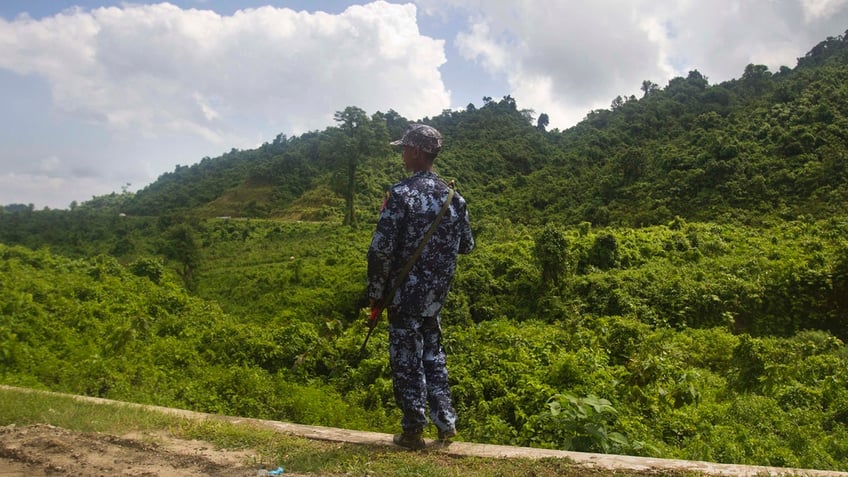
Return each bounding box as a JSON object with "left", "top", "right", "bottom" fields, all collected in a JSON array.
[{"left": 0, "top": 385, "right": 708, "bottom": 476}]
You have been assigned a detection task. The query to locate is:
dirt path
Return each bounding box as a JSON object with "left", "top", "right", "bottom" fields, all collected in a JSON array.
[{"left": 0, "top": 423, "right": 287, "bottom": 477}]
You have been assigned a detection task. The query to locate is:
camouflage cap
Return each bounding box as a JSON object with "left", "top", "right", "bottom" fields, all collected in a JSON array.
[{"left": 390, "top": 124, "right": 442, "bottom": 155}]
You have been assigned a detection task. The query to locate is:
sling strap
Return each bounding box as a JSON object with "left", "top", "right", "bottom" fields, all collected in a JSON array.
[
  {"left": 361, "top": 183, "right": 455, "bottom": 354},
  {"left": 377, "top": 183, "right": 455, "bottom": 311}
]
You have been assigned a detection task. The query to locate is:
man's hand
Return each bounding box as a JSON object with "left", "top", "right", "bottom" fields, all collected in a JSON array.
[
  {"left": 368, "top": 298, "right": 381, "bottom": 328},
  {"left": 360, "top": 301, "right": 381, "bottom": 355}
]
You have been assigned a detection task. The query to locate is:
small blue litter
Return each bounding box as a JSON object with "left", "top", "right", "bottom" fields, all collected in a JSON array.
[{"left": 256, "top": 467, "right": 284, "bottom": 476}]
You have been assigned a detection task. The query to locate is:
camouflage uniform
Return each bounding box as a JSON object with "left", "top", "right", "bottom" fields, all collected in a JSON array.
[{"left": 367, "top": 167, "right": 474, "bottom": 435}]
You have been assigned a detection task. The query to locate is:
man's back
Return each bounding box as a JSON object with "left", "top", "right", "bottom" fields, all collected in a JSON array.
[{"left": 367, "top": 170, "right": 474, "bottom": 317}]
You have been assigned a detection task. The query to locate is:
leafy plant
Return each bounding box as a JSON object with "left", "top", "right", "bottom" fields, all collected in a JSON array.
[{"left": 536, "top": 393, "right": 636, "bottom": 454}]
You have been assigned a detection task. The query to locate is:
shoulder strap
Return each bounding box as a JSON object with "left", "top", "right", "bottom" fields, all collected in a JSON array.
[{"left": 380, "top": 184, "right": 455, "bottom": 308}]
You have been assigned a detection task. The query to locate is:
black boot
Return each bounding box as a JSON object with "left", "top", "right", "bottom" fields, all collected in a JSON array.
[
  {"left": 393, "top": 429, "right": 425, "bottom": 450},
  {"left": 437, "top": 427, "right": 457, "bottom": 442}
]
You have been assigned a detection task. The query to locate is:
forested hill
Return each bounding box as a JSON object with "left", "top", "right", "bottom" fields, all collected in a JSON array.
[{"left": 86, "top": 31, "right": 848, "bottom": 226}]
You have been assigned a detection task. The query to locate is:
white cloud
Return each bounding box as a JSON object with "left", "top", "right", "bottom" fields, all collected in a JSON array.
[
  {"left": 0, "top": 1, "right": 451, "bottom": 208},
  {"left": 419, "top": 0, "right": 848, "bottom": 129},
  {"left": 456, "top": 19, "right": 509, "bottom": 74},
  {"left": 801, "top": 0, "right": 848, "bottom": 19},
  {"left": 445, "top": 1, "right": 672, "bottom": 127},
  {"left": 0, "top": 1, "right": 449, "bottom": 139}
]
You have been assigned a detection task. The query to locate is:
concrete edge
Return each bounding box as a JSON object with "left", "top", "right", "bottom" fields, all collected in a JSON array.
[{"left": 3, "top": 385, "right": 846, "bottom": 477}]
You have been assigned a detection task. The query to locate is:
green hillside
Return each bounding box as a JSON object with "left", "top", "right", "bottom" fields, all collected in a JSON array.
[
  {"left": 1, "top": 31, "right": 848, "bottom": 471},
  {"left": 75, "top": 31, "right": 848, "bottom": 227}
]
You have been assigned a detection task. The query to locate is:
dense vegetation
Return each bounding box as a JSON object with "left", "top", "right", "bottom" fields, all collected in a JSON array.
[{"left": 2, "top": 31, "right": 848, "bottom": 470}]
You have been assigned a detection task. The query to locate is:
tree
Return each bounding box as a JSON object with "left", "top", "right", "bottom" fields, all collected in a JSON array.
[
  {"left": 537, "top": 113, "right": 550, "bottom": 131},
  {"left": 160, "top": 224, "right": 200, "bottom": 290},
  {"left": 499, "top": 95, "right": 517, "bottom": 110},
  {"left": 586, "top": 232, "right": 619, "bottom": 270},
  {"left": 534, "top": 224, "right": 571, "bottom": 289},
  {"left": 641, "top": 80, "right": 659, "bottom": 97},
  {"left": 686, "top": 70, "right": 709, "bottom": 89},
  {"left": 610, "top": 95, "right": 625, "bottom": 110},
  {"left": 372, "top": 109, "right": 407, "bottom": 142},
  {"left": 741, "top": 64, "right": 772, "bottom": 95},
  {"left": 333, "top": 106, "right": 388, "bottom": 227},
  {"left": 334, "top": 107, "right": 369, "bottom": 227}
]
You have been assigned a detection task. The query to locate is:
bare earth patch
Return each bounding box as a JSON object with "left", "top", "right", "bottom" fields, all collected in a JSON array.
[{"left": 0, "top": 423, "right": 290, "bottom": 477}]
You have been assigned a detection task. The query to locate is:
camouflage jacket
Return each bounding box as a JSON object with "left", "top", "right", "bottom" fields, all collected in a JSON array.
[{"left": 367, "top": 171, "right": 474, "bottom": 317}]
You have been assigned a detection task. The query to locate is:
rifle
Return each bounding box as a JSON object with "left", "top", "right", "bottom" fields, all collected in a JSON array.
[
  {"left": 359, "top": 185, "right": 455, "bottom": 355},
  {"left": 359, "top": 307, "right": 382, "bottom": 355}
]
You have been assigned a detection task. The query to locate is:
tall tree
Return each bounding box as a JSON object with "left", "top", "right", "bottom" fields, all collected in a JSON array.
[
  {"left": 333, "top": 106, "right": 387, "bottom": 227},
  {"left": 334, "top": 107, "right": 368, "bottom": 227}
]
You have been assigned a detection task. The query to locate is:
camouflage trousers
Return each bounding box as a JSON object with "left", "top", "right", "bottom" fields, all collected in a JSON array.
[{"left": 388, "top": 313, "right": 456, "bottom": 434}]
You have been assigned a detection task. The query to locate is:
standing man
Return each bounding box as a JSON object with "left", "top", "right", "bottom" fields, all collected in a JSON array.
[{"left": 367, "top": 124, "right": 474, "bottom": 450}]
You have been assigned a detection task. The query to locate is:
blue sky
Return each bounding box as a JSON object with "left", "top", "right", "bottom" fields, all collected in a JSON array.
[{"left": 1, "top": 1, "right": 846, "bottom": 209}]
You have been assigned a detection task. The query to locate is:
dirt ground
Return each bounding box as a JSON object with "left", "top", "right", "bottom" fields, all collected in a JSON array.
[
  {"left": 0, "top": 423, "right": 299, "bottom": 477},
  {"left": 4, "top": 418, "right": 848, "bottom": 477}
]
